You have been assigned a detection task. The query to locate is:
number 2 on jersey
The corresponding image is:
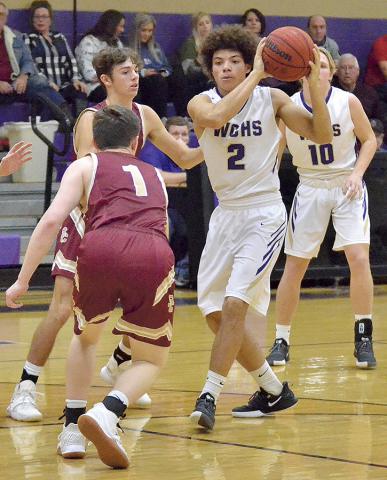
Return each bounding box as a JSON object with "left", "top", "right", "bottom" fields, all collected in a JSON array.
[
  {"left": 122, "top": 164, "right": 148, "bottom": 196},
  {"left": 228, "top": 144, "right": 245, "bottom": 170},
  {"left": 308, "top": 144, "right": 334, "bottom": 165}
]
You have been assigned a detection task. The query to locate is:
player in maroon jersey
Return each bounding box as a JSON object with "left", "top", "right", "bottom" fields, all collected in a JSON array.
[
  {"left": 7, "top": 47, "right": 203, "bottom": 422},
  {"left": 6, "top": 105, "right": 174, "bottom": 469}
]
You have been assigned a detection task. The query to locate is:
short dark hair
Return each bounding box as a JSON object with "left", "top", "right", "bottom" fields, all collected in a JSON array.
[
  {"left": 30, "top": 0, "right": 53, "bottom": 23},
  {"left": 200, "top": 25, "right": 258, "bottom": 80},
  {"left": 93, "top": 47, "right": 141, "bottom": 83},
  {"left": 240, "top": 8, "right": 266, "bottom": 35},
  {"left": 307, "top": 15, "right": 326, "bottom": 28},
  {"left": 93, "top": 105, "right": 140, "bottom": 150},
  {"left": 165, "top": 116, "right": 190, "bottom": 131}
]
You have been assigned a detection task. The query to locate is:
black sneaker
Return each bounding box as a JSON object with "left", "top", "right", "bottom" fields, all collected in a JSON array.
[
  {"left": 354, "top": 337, "right": 376, "bottom": 369},
  {"left": 232, "top": 382, "right": 297, "bottom": 418},
  {"left": 266, "top": 338, "right": 290, "bottom": 366},
  {"left": 190, "top": 392, "right": 216, "bottom": 430}
]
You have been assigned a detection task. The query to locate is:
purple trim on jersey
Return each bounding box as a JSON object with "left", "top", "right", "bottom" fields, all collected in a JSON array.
[
  {"left": 215, "top": 87, "right": 248, "bottom": 114},
  {"left": 300, "top": 87, "right": 333, "bottom": 113}
]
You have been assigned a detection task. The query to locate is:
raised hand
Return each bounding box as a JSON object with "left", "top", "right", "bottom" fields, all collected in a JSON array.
[{"left": 0, "top": 141, "right": 32, "bottom": 176}]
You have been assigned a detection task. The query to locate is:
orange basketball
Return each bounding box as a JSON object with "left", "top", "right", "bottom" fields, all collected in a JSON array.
[{"left": 262, "top": 26, "right": 314, "bottom": 82}]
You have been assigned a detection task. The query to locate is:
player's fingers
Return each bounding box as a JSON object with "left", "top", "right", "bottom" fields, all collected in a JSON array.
[{"left": 22, "top": 156, "right": 33, "bottom": 164}]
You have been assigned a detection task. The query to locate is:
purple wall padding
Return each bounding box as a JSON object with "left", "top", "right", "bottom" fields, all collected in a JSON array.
[
  {"left": 8, "top": 10, "right": 386, "bottom": 73},
  {"left": 0, "top": 235, "right": 21, "bottom": 266}
]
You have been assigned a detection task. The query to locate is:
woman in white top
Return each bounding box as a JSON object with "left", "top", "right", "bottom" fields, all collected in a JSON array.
[
  {"left": 266, "top": 48, "right": 378, "bottom": 369},
  {"left": 76, "top": 9, "right": 125, "bottom": 103}
]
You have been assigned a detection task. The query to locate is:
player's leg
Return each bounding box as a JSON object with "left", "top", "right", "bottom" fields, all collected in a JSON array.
[
  {"left": 206, "top": 306, "right": 298, "bottom": 419},
  {"left": 7, "top": 275, "right": 73, "bottom": 422},
  {"left": 78, "top": 338, "right": 170, "bottom": 469},
  {"left": 267, "top": 185, "right": 332, "bottom": 365},
  {"left": 344, "top": 244, "right": 375, "bottom": 368},
  {"left": 333, "top": 184, "right": 375, "bottom": 368},
  {"left": 58, "top": 322, "right": 107, "bottom": 459},
  {"left": 100, "top": 334, "right": 152, "bottom": 407},
  {"left": 266, "top": 255, "right": 310, "bottom": 365}
]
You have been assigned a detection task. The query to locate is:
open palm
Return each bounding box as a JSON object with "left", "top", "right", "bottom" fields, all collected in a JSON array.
[{"left": 0, "top": 141, "right": 32, "bottom": 176}]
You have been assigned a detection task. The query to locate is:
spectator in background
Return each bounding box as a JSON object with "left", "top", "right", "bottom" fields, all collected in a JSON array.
[
  {"left": 140, "top": 116, "right": 191, "bottom": 287},
  {"left": 179, "top": 12, "right": 213, "bottom": 102},
  {"left": 129, "top": 13, "right": 186, "bottom": 118},
  {"left": 365, "top": 35, "right": 387, "bottom": 103},
  {"left": 240, "top": 8, "right": 265, "bottom": 42},
  {"left": 0, "top": 2, "right": 73, "bottom": 123},
  {"left": 370, "top": 118, "right": 386, "bottom": 151},
  {"left": 76, "top": 9, "right": 125, "bottom": 103},
  {"left": 25, "top": 0, "right": 88, "bottom": 118},
  {"left": 307, "top": 15, "right": 340, "bottom": 61},
  {"left": 334, "top": 53, "right": 386, "bottom": 125}
]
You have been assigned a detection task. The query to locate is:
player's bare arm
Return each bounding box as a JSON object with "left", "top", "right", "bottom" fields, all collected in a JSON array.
[
  {"left": 6, "top": 159, "right": 91, "bottom": 308},
  {"left": 0, "top": 141, "right": 32, "bottom": 176},
  {"left": 273, "top": 46, "right": 333, "bottom": 145},
  {"left": 343, "top": 95, "right": 377, "bottom": 199},
  {"left": 142, "top": 105, "right": 203, "bottom": 169},
  {"left": 188, "top": 40, "right": 267, "bottom": 131},
  {"left": 74, "top": 110, "right": 98, "bottom": 158}
]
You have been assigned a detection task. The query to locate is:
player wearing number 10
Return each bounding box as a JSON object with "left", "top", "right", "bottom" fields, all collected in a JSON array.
[
  {"left": 266, "top": 48, "right": 378, "bottom": 369},
  {"left": 188, "top": 26, "right": 332, "bottom": 430}
]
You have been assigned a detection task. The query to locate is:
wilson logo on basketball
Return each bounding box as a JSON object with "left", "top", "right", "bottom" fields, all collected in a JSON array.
[{"left": 266, "top": 39, "right": 292, "bottom": 61}]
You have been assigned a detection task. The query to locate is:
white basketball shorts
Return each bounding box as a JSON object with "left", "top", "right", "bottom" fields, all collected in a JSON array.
[
  {"left": 197, "top": 201, "right": 287, "bottom": 317},
  {"left": 285, "top": 182, "right": 370, "bottom": 259}
]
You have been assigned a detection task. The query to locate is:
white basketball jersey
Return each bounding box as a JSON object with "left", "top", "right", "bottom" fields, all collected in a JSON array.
[
  {"left": 198, "top": 86, "right": 282, "bottom": 208},
  {"left": 286, "top": 87, "right": 357, "bottom": 182}
]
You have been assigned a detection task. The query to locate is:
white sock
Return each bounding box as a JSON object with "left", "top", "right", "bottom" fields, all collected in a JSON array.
[
  {"left": 118, "top": 339, "right": 132, "bottom": 356},
  {"left": 107, "top": 389, "right": 129, "bottom": 407},
  {"left": 275, "top": 324, "right": 291, "bottom": 344},
  {"left": 355, "top": 314, "right": 372, "bottom": 320},
  {"left": 24, "top": 361, "right": 42, "bottom": 377},
  {"left": 250, "top": 361, "right": 283, "bottom": 395},
  {"left": 200, "top": 370, "right": 227, "bottom": 403},
  {"left": 66, "top": 399, "right": 87, "bottom": 409}
]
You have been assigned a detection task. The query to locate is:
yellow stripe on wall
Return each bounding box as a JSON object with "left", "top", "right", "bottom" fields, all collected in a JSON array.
[{"left": 10, "top": 0, "right": 387, "bottom": 19}]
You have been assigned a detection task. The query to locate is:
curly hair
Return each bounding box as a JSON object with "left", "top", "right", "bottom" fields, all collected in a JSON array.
[{"left": 200, "top": 25, "right": 258, "bottom": 80}]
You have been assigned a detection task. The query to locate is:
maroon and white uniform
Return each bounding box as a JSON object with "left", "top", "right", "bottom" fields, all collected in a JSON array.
[
  {"left": 51, "top": 101, "right": 145, "bottom": 278},
  {"left": 73, "top": 151, "right": 175, "bottom": 347}
]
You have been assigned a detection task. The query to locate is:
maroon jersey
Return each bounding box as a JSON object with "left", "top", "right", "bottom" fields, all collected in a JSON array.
[
  {"left": 85, "top": 151, "right": 168, "bottom": 238},
  {"left": 53, "top": 101, "right": 145, "bottom": 278}
]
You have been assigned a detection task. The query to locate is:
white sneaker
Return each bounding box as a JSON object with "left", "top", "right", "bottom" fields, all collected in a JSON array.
[
  {"left": 78, "top": 403, "right": 129, "bottom": 469},
  {"left": 100, "top": 358, "right": 152, "bottom": 408},
  {"left": 57, "top": 423, "right": 86, "bottom": 458},
  {"left": 7, "top": 380, "right": 42, "bottom": 422}
]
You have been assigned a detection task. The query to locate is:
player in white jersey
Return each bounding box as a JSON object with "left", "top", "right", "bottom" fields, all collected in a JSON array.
[
  {"left": 188, "top": 25, "right": 333, "bottom": 430},
  {"left": 266, "top": 48, "right": 377, "bottom": 369}
]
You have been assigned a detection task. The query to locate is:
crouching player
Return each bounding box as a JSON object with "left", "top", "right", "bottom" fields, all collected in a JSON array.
[{"left": 6, "top": 105, "right": 175, "bottom": 469}]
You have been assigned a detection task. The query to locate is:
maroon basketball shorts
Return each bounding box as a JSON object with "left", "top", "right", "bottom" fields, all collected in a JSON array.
[
  {"left": 73, "top": 228, "right": 175, "bottom": 347},
  {"left": 52, "top": 209, "right": 84, "bottom": 279}
]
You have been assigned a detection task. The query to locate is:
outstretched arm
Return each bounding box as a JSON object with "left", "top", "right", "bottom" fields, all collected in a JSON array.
[
  {"left": 144, "top": 106, "right": 204, "bottom": 169},
  {"left": 6, "top": 160, "right": 89, "bottom": 308},
  {"left": 0, "top": 142, "right": 32, "bottom": 176}
]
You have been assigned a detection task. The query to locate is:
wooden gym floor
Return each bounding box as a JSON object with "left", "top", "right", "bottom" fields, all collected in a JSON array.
[{"left": 0, "top": 286, "right": 387, "bottom": 479}]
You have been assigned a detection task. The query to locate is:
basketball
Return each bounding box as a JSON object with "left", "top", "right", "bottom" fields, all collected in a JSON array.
[{"left": 262, "top": 26, "right": 314, "bottom": 82}]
